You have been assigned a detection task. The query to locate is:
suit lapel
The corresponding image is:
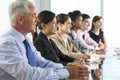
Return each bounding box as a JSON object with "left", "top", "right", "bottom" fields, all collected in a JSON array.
[
  {"left": 40, "top": 32, "right": 59, "bottom": 60},
  {"left": 40, "top": 32, "right": 56, "bottom": 54},
  {"left": 57, "top": 33, "right": 68, "bottom": 49}
]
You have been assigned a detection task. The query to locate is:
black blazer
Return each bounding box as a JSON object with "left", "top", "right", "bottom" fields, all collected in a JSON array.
[{"left": 34, "top": 32, "right": 75, "bottom": 66}]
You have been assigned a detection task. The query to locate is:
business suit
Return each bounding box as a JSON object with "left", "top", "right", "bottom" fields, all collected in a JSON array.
[
  {"left": 34, "top": 32, "right": 75, "bottom": 66},
  {"left": 68, "top": 29, "right": 89, "bottom": 54},
  {"left": 51, "top": 32, "right": 83, "bottom": 59},
  {"left": 68, "top": 29, "right": 82, "bottom": 51}
]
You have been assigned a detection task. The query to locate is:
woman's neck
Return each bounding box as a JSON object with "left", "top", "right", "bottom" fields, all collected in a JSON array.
[
  {"left": 92, "top": 28, "right": 100, "bottom": 35},
  {"left": 73, "top": 28, "right": 79, "bottom": 33},
  {"left": 41, "top": 31, "right": 51, "bottom": 39},
  {"left": 58, "top": 29, "right": 66, "bottom": 36}
]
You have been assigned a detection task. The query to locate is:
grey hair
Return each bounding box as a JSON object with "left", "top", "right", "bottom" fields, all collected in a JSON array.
[{"left": 9, "top": 0, "right": 32, "bottom": 25}]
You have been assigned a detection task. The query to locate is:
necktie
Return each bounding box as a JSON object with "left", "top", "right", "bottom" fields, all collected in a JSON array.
[
  {"left": 23, "top": 39, "right": 36, "bottom": 66},
  {"left": 82, "top": 34, "right": 85, "bottom": 40}
]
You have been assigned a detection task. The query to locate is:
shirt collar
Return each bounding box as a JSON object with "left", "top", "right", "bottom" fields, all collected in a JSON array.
[{"left": 8, "top": 27, "right": 26, "bottom": 42}]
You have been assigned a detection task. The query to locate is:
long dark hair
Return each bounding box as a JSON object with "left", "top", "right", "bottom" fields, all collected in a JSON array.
[
  {"left": 68, "top": 10, "right": 82, "bottom": 22},
  {"left": 90, "top": 15, "right": 102, "bottom": 31},
  {"left": 32, "top": 10, "right": 55, "bottom": 41},
  {"left": 37, "top": 10, "right": 55, "bottom": 30},
  {"left": 56, "top": 13, "right": 70, "bottom": 24},
  {"left": 68, "top": 10, "right": 82, "bottom": 30}
]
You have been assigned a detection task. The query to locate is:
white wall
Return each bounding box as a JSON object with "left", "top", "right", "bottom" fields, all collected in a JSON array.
[
  {"left": 104, "top": 0, "right": 120, "bottom": 47},
  {"left": 0, "top": 0, "right": 14, "bottom": 36},
  {"left": 0, "top": 0, "right": 35, "bottom": 41},
  {"left": 51, "top": 0, "right": 101, "bottom": 18},
  {"left": 51, "top": 0, "right": 102, "bottom": 33},
  {"left": 35, "top": 0, "right": 51, "bottom": 15},
  {"left": 1, "top": 0, "right": 120, "bottom": 47},
  {"left": 51, "top": 0, "right": 120, "bottom": 47}
]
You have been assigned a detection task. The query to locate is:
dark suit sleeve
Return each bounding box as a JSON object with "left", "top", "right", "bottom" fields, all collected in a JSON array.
[
  {"left": 34, "top": 37, "right": 72, "bottom": 66},
  {"left": 51, "top": 40, "right": 75, "bottom": 62},
  {"left": 34, "top": 38, "right": 56, "bottom": 61},
  {"left": 58, "top": 48, "right": 75, "bottom": 62}
]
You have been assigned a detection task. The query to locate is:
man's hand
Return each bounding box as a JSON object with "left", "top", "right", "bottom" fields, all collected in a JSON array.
[{"left": 66, "top": 59, "right": 90, "bottom": 79}]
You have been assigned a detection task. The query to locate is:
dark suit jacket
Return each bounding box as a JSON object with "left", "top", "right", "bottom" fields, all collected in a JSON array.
[{"left": 34, "top": 32, "right": 75, "bottom": 66}]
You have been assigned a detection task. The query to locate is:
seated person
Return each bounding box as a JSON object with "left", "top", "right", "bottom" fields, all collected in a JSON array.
[
  {"left": 81, "top": 14, "right": 98, "bottom": 50},
  {"left": 68, "top": 11, "right": 98, "bottom": 54},
  {"left": 34, "top": 10, "right": 76, "bottom": 66},
  {"left": 68, "top": 10, "right": 84, "bottom": 53},
  {"left": 51, "top": 13, "right": 92, "bottom": 59},
  {"left": 88, "top": 16, "right": 106, "bottom": 80},
  {"left": 89, "top": 15, "right": 107, "bottom": 54},
  {"left": 0, "top": 1, "right": 89, "bottom": 80}
]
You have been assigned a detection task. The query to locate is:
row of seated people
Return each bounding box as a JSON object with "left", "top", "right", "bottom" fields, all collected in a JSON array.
[
  {"left": 33, "top": 10, "right": 107, "bottom": 80},
  {"left": 33, "top": 10, "right": 89, "bottom": 80},
  {"left": 68, "top": 10, "right": 107, "bottom": 54},
  {"left": 0, "top": 0, "right": 103, "bottom": 79}
]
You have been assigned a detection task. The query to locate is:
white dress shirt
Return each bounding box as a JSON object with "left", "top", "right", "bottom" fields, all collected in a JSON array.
[
  {"left": 0, "top": 27, "right": 69, "bottom": 80},
  {"left": 77, "top": 29, "right": 98, "bottom": 49}
]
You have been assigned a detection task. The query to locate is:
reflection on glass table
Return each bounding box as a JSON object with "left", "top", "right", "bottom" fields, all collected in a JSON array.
[
  {"left": 103, "top": 47, "right": 120, "bottom": 80},
  {"left": 88, "top": 54, "right": 102, "bottom": 80},
  {"left": 114, "top": 47, "right": 120, "bottom": 59}
]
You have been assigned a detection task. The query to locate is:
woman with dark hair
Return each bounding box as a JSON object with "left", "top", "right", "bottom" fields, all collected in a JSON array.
[
  {"left": 51, "top": 12, "right": 92, "bottom": 60},
  {"left": 89, "top": 15, "right": 107, "bottom": 50},
  {"left": 68, "top": 12, "right": 103, "bottom": 80},
  {"left": 68, "top": 10, "right": 97, "bottom": 54},
  {"left": 33, "top": 10, "right": 90, "bottom": 80},
  {"left": 34, "top": 10, "right": 75, "bottom": 66},
  {"left": 88, "top": 16, "right": 107, "bottom": 80},
  {"left": 68, "top": 10, "right": 84, "bottom": 52}
]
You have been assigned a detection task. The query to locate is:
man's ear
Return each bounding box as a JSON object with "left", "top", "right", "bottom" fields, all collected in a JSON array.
[
  {"left": 17, "top": 16, "right": 24, "bottom": 24},
  {"left": 41, "top": 23, "right": 46, "bottom": 29}
]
